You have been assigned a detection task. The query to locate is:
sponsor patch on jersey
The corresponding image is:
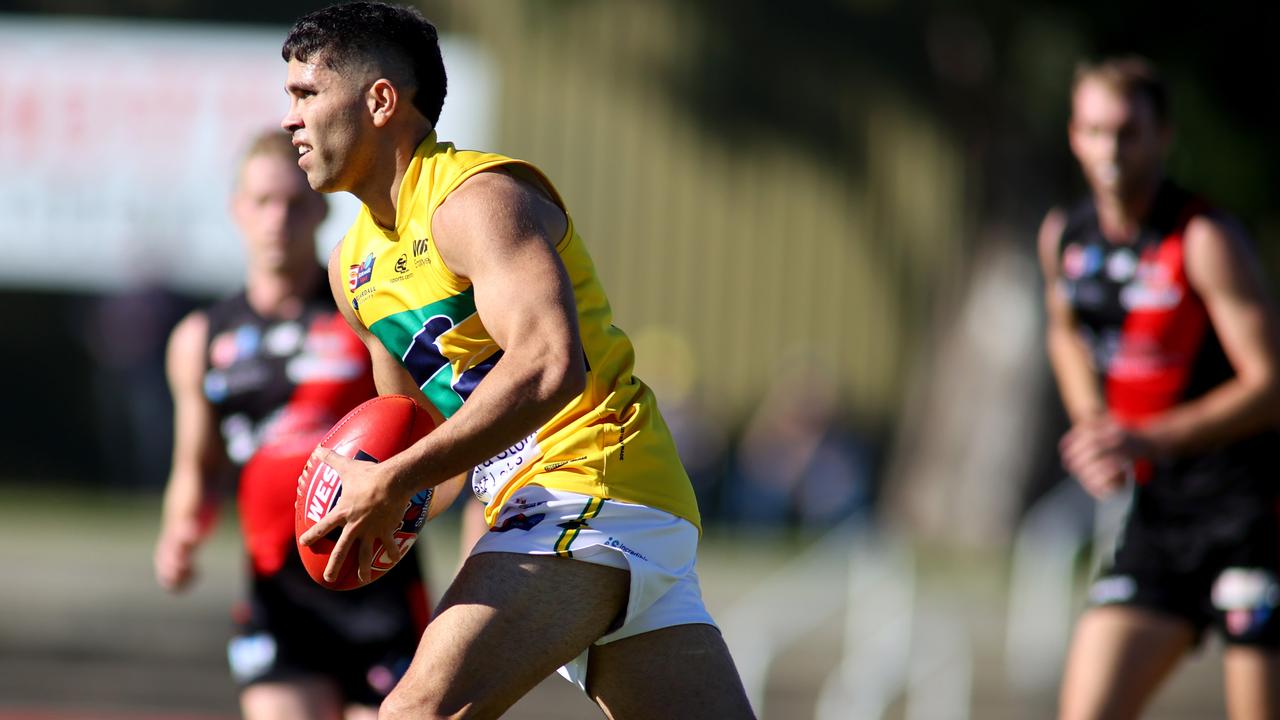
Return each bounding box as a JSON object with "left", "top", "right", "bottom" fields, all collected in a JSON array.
[
  {"left": 286, "top": 355, "right": 365, "bottom": 384},
  {"left": 210, "top": 330, "right": 240, "bottom": 368},
  {"left": 472, "top": 431, "right": 541, "bottom": 503},
  {"left": 1212, "top": 568, "right": 1280, "bottom": 637},
  {"left": 349, "top": 252, "right": 376, "bottom": 291},
  {"left": 1062, "top": 243, "right": 1103, "bottom": 280},
  {"left": 412, "top": 237, "right": 432, "bottom": 268},
  {"left": 1120, "top": 281, "right": 1182, "bottom": 311},
  {"left": 1106, "top": 248, "right": 1138, "bottom": 283},
  {"left": 263, "top": 322, "right": 304, "bottom": 357}
]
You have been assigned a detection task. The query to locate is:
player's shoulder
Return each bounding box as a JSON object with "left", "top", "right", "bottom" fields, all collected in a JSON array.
[
  {"left": 1184, "top": 209, "right": 1244, "bottom": 245},
  {"left": 432, "top": 168, "right": 556, "bottom": 249},
  {"left": 166, "top": 308, "right": 211, "bottom": 380},
  {"left": 1037, "top": 206, "right": 1069, "bottom": 266},
  {"left": 437, "top": 170, "right": 529, "bottom": 221},
  {"left": 170, "top": 307, "right": 210, "bottom": 347}
]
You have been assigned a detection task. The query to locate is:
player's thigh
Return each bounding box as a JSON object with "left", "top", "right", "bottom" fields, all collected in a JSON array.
[
  {"left": 382, "top": 551, "right": 629, "bottom": 720},
  {"left": 1223, "top": 645, "right": 1280, "bottom": 720},
  {"left": 241, "top": 678, "right": 343, "bottom": 720},
  {"left": 1058, "top": 605, "right": 1194, "bottom": 720},
  {"left": 586, "top": 623, "right": 755, "bottom": 720}
]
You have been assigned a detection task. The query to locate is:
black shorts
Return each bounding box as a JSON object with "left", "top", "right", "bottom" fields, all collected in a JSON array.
[
  {"left": 227, "top": 547, "right": 430, "bottom": 706},
  {"left": 1088, "top": 474, "right": 1280, "bottom": 648}
]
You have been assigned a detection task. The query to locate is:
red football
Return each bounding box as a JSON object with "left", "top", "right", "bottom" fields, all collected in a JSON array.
[{"left": 295, "top": 394, "right": 437, "bottom": 590}]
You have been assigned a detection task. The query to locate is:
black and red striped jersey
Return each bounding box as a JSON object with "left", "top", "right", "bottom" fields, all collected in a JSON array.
[
  {"left": 203, "top": 275, "right": 378, "bottom": 577},
  {"left": 1057, "top": 181, "right": 1232, "bottom": 426},
  {"left": 1056, "top": 181, "right": 1278, "bottom": 499}
]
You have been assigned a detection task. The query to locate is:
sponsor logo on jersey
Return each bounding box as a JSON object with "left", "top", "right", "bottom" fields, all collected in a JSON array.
[
  {"left": 348, "top": 253, "right": 376, "bottom": 291},
  {"left": 412, "top": 237, "right": 432, "bottom": 268},
  {"left": 1062, "top": 243, "right": 1103, "bottom": 280},
  {"left": 395, "top": 254, "right": 408, "bottom": 274},
  {"left": 543, "top": 455, "right": 587, "bottom": 472},
  {"left": 1106, "top": 248, "right": 1138, "bottom": 283},
  {"left": 1120, "top": 260, "right": 1182, "bottom": 311},
  {"left": 264, "top": 322, "right": 304, "bottom": 357},
  {"left": 472, "top": 431, "right": 540, "bottom": 503},
  {"left": 210, "top": 330, "right": 240, "bottom": 368}
]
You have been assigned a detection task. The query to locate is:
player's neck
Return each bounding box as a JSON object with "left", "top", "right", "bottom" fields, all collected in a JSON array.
[
  {"left": 245, "top": 265, "right": 320, "bottom": 319},
  {"left": 356, "top": 126, "right": 433, "bottom": 231},
  {"left": 1094, "top": 176, "right": 1163, "bottom": 243}
]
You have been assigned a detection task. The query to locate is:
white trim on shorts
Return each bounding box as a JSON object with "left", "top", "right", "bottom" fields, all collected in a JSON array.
[{"left": 469, "top": 484, "right": 716, "bottom": 691}]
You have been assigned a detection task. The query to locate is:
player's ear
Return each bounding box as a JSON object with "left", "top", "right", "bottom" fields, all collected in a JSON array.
[{"left": 368, "top": 78, "right": 397, "bottom": 128}]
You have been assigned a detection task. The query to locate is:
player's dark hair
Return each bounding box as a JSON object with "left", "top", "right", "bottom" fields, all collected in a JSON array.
[
  {"left": 282, "top": 1, "right": 447, "bottom": 126},
  {"left": 1073, "top": 55, "right": 1170, "bottom": 127}
]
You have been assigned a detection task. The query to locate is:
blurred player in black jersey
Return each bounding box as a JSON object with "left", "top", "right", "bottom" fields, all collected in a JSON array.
[
  {"left": 154, "top": 130, "right": 431, "bottom": 720},
  {"left": 1039, "top": 57, "right": 1280, "bottom": 719}
]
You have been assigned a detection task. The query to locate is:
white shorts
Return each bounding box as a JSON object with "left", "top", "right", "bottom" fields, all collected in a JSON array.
[{"left": 469, "top": 484, "right": 716, "bottom": 691}]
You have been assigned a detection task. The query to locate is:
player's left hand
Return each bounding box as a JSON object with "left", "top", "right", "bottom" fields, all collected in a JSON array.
[
  {"left": 299, "top": 448, "right": 407, "bottom": 584},
  {"left": 1059, "top": 416, "right": 1151, "bottom": 499}
]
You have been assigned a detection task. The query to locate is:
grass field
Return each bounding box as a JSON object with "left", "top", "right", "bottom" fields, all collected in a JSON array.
[{"left": 0, "top": 485, "right": 1227, "bottom": 719}]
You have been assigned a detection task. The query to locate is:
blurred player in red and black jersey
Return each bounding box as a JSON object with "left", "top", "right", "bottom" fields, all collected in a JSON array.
[
  {"left": 154, "top": 130, "right": 429, "bottom": 720},
  {"left": 1039, "top": 57, "right": 1280, "bottom": 719}
]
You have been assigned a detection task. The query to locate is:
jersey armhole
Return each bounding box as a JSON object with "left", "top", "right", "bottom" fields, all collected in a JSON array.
[{"left": 426, "top": 158, "right": 574, "bottom": 290}]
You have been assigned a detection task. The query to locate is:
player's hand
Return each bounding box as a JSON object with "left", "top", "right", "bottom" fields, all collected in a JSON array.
[
  {"left": 1059, "top": 417, "right": 1149, "bottom": 499},
  {"left": 299, "top": 448, "right": 407, "bottom": 584},
  {"left": 154, "top": 523, "right": 200, "bottom": 593}
]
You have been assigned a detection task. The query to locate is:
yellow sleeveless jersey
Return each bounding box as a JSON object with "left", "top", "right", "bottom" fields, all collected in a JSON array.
[{"left": 340, "top": 134, "right": 700, "bottom": 531}]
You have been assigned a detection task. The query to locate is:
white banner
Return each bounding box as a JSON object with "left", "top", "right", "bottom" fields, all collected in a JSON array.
[{"left": 0, "top": 16, "right": 495, "bottom": 293}]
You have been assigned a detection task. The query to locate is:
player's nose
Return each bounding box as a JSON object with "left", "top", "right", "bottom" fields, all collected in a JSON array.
[{"left": 281, "top": 107, "right": 302, "bottom": 134}]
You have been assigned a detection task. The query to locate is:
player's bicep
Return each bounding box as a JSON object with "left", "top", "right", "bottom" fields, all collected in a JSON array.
[
  {"left": 165, "top": 311, "right": 225, "bottom": 476},
  {"left": 1038, "top": 209, "right": 1075, "bottom": 325},
  {"left": 1185, "top": 216, "right": 1280, "bottom": 384},
  {"left": 434, "top": 172, "right": 581, "bottom": 367}
]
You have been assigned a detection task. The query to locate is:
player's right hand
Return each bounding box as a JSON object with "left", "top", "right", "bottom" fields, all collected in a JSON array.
[
  {"left": 1059, "top": 416, "right": 1138, "bottom": 499},
  {"left": 154, "top": 526, "right": 200, "bottom": 593}
]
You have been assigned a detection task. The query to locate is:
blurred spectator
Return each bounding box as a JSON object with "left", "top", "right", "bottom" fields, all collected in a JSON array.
[
  {"left": 83, "top": 281, "right": 193, "bottom": 490},
  {"left": 632, "top": 325, "right": 733, "bottom": 520},
  {"left": 728, "top": 360, "right": 875, "bottom": 528}
]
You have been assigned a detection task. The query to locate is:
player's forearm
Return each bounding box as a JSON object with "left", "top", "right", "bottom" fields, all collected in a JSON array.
[
  {"left": 1136, "top": 374, "right": 1280, "bottom": 457},
  {"left": 381, "top": 345, "right": 585, "bottom": 499},
  {"left": 160, "top": 466, "right": 220, "bottom": 540},
  {"left": 1046, "top": 327, "right": 1106, "bottom": 423}
]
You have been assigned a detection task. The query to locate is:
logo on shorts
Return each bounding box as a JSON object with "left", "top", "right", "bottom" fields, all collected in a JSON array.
[
  {"left": 1089, "top": 575, "right": 1137, "bottom": 605},
  {"left": 227, "top": 632, "right": 278, "bottom": 682},
  {"left": 1212, "top": 568, "right": 1280, "bottom": 637},
  {"left": 491, "top": 512, "right": 546, "bottom": 533}
]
